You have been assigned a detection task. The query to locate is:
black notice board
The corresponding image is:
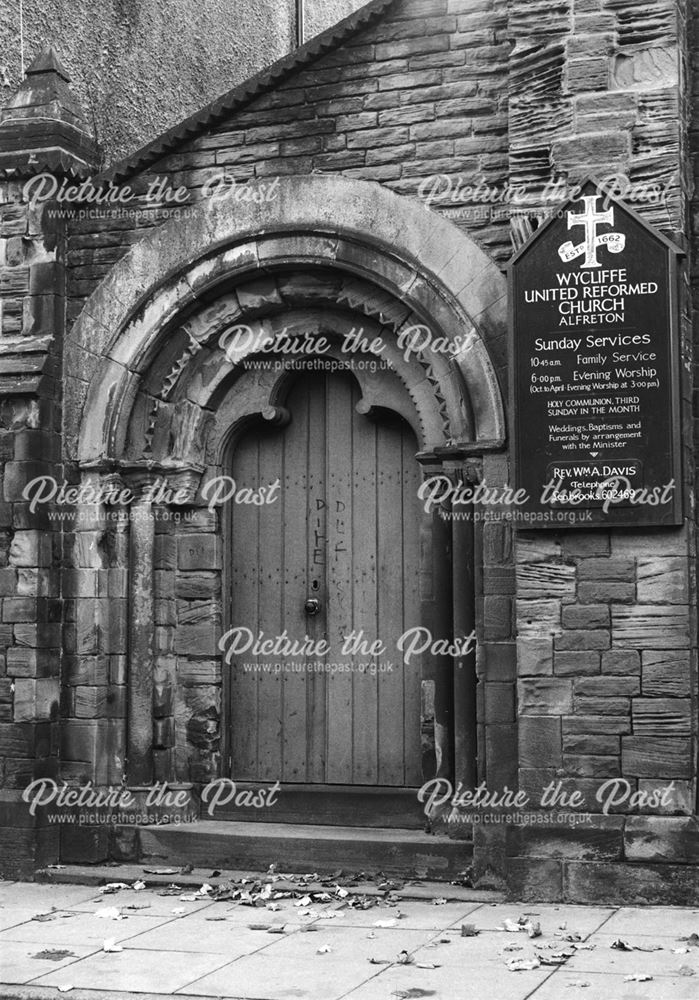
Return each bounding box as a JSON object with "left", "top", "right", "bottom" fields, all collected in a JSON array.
[{"left": 508, "top": 180, "right": 682, "bottom": 529}]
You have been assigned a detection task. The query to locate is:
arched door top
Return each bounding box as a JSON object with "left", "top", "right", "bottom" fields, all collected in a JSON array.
[{"left": 69, "top": 175, "right": 507, "bottom": 466}]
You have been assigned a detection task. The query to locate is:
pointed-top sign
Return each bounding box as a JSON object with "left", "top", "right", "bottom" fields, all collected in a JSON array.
[{"left": 508, "top": 179, "right": 682, "bottom": 528}]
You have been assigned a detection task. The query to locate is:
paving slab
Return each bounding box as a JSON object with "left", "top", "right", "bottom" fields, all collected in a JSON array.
[
  {"left": 33, "top": 950, "right": 233, "bottom": 995},
  {"left": 66, "top": 890, "right": 217, "bottom": 919},
  {"left": 178, "top": 953, "right": 377, "bottom": 1000},
  {"left": 0, "top": 886, "right": 99, "bottom": 911},
  {"left": 0, "top": 909, "right": 54, "bottom": 933},
  {"left": 257, "top": 924, "right": 438, "bottom": 963},
  {"left": 529, "top": 968, "right": 699, "bottom": 999},
  {"left": 601, "top": 905, "right": 699, "bottom": 937},
  {"left": 341, "top": 959, "right": 554, "bottom": 1000},
  {"left": 0, "top": 941, "right": 99, "bottom": 986},
  {"left": 126, "top": 916, "right": 301, "bottom": 956},
  {"left": 464, "top": 902, "right": 615, "bottom": 935},
  {"left": 561, "top": 932, "right": 696, "bottom": 976},
  {"left": 0, "top": 911, "right": 176, "bottom": 947}
]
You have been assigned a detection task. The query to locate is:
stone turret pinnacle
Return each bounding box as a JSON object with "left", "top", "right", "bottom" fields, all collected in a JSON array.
[{"left": 0, "top": 44, "right": 101, "bottom": 175}]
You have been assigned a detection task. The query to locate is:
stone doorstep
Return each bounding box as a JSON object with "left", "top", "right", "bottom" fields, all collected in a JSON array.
[{"left": 35, "top": 862, "right": 502, "bottom": 903}]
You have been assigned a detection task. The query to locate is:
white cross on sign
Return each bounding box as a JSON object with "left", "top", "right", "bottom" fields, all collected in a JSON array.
[{"left": 558, "top": 194, "right": 626, "bottom": 267}]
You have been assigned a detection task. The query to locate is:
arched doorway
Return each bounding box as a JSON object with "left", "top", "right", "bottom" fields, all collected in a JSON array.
[{"left": 66, "top": 175, "right": 508, "bottom": 818}]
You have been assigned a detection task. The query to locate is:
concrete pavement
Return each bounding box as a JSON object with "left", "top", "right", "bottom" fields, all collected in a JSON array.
[{"left": 0, "top": 877, "right": 698, "bottom": 999}]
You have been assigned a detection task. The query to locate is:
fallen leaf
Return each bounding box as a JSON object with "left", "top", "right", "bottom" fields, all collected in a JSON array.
[
  {"left": 678, "top": 965, "right": 696, "bottom": 977},
  {"left": 673, "top": 947, "right": 690, "bottom": 954},
  {"left": 316, "top": 944, "right": 332, "bottom": 954},
  {"left": 432, "top": 898, "right": 447, "bottom": 906},
  {"left": 31, "top": 912, "right": 56, "bottom": 922},
  {"left": 179, "top": 894, "right": 198, "bottom": 902},
  {"left": 506, "top": 957, "right": 541, "bottom": 971},
  {"left": 416, "top": 962, "right": 440, "bottom": 969},
  {"left": 397, "top": 950, "right": 413, "bottom": 965},
  {"left": 611, "top": 938, "right": 633, "bottom": 951},
  {"left": 391, "top": 990, "right": 436, "bottom": 999},
  {"left": 171, "top": 907, "right": 185, "bottom": 915},
  {"left": 33, "top": 950, "right": 75, "bottom": 962},
  {"left": 143, "top": 868, "right": 178, "bottom": 875},
  {"left": 623, "top": 974, "right": 653, "bottom": 982},
  {"left": 461, "top": 924, "right": 479, "bottom": 937},
  {"left": 57, "top": 986, "right": 73, "bottom": 992},
  {"left": 369, "top": 957, "right": 391, "bottom": 965},
  {"left": 103, "top": 939, "right": 123, "bottom": 953},
  {"left": 95, "top": 907, "right": 123, "bottom": 920},
  {"left": 248, "top": 923, "right": 270, "bottom": 931},
  {"left": 564, "top": 981, "right": 590, "bottom": 989},
  {"left": 132, "top": 881, "right": 146, "bottom": 891},
  {"left": 99, "top": 883, "right": 129, "bottom": 894},
  {"left": 374, "top": 919, "right": 398, "bottom": 928},
  {"left": 501, "top": 918, "right": 523, "bottom": 933},
  {"left": 503, "top": 944, "right": 523, "bottom": 952}
]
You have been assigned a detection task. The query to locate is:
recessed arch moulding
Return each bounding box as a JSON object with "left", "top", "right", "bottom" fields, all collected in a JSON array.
[{"left": 62, "top": 175, "right": 507, "bottom": 789}]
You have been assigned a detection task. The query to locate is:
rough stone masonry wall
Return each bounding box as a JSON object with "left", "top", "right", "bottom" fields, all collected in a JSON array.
[
  {"left": 0, "top": 188, "right": 64, "bottom": 874},
  {"left": 507, "top": 0, "right": 698, "bottom": 903}
]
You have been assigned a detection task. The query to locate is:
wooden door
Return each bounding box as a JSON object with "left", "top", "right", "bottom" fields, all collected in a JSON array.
[{"left": 226, "top": 371, "right": 422, "bottom": 786}]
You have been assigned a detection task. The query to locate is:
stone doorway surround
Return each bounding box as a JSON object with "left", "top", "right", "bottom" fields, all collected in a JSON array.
[{"left": 63, "top": 175, "right": 510, "bottom": 841}]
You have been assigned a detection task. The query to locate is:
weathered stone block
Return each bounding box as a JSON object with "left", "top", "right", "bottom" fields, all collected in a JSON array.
[
  {"left": 642, "top": 650, "right": 690, "bottom": 696},
  {"left": 480, "top": 642, "right": 516, "bottom": 682},
  {"left": 516, "top": 561, "right": 575, "bottom": 599},
  {"left": 638, "top": 779, "right": 694, "bottom": 816},
  {"left": 562, "top": 532, "right": 609, "bottom": 558},
  {"left": 601, "top": 649, "right": 640, "bottom": 675},
  {"left": 483, "top": 595, "right": 511, "bottom": 639},
  {"left": 555, "top": 629, "right": 610, "bottom": 651},
  {"left": 574, "top": 696, "right": 630, "bottom": 716},
  {"left": 636, "top": 557, "right": 688, "bottom": 604},
  {"left": 507, "top": 858, "right": 562, "bottom": 901},
  {"left": 507, "top": 815, "right": 624, "bottom": 862},
  {"left": 563, "top": 754, "right": 620, "bottom": 778},
  {"left": 517, "top": 637, "right": 553, "bottom": 676},
  {"left": 563, "top": 715, "right": 631, "bottom": 736},
  {"left": 13, "top": 679, "right": 59, "bottom": 722},
  {"left": 177, "top": 535, "right": 222, "bottom": 571},
  {"left": 573, "top": 676, "right": 640, "bottom": 697},
  {"left": 562, "top": 604, "right": 609, "bottom": 629},
  {"left": 565, "top": 58, "right": 610, "bottom": 93},
  {"left": 519, "top": 716, "right": 561, "bottom": 768},
  {"left": 624, "top": 817, "right": 699, "bottom": 864},
  {"left": 516, "top": 598, "right": 561, "bottom": 636},
  {"left": 621, "top": 737, "right": 693, "bottom": 779},
  {"left": 612, "top": 605, "right": 690, "bottom": 650},
  {"left": 484, "top": 682, "right": 514, "bottom": 723},
  {"left": 578, "top": 558, "right": 634, "bottom": 581},
  {"left": 631, "top": 699, "right": 691, "bottom": 737},
  {"left": 563, "top": 734, "right": 619, "bottom": 756},
  {"left": 518, "top": 677, "right": 572, "bottom": 715},
  {"left": 578, "top": 581, "right": 635, "bottom": 603},
  {"left": 554, "top": 650, "right": 600, "bottom": 676},
  {"left": 564, "top": 860, "right": 699, "bottom": 905}
]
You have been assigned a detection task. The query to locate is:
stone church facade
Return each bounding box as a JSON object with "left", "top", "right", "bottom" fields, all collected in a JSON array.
[{"left": 0, "top": 0, "right": 697, "bottom": 902}]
